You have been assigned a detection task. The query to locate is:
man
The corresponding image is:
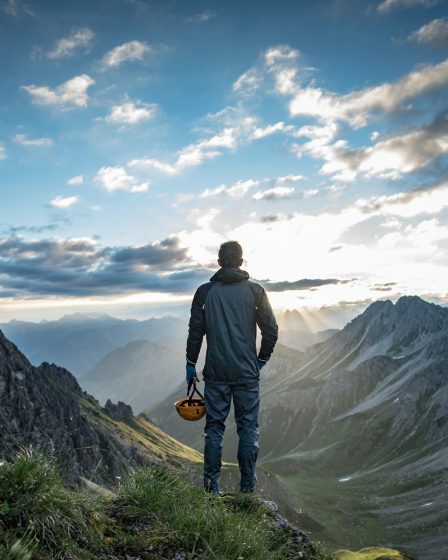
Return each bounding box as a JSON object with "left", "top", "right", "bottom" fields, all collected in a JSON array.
[{"left": 185, "top": 241, "right": 278, "bottom": 495}]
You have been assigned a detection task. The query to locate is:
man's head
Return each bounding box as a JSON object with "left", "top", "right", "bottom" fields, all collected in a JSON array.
[{"left": 218, "top": 241, "right": 243, "bottom": 268}]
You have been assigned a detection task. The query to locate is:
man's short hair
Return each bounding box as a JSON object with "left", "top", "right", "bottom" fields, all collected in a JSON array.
[{"left": 218, "top": 241, "right": 243, "bottom": 267}]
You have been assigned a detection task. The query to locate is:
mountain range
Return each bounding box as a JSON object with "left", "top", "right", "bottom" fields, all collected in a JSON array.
[
  {"left": 0, "top": 312, "right": 186, "bottom": 377},
  {"left": 1, "top": 309, "right": 344, "bottom": 412},
  {"left": 148, "top": 296, "right": 448, "bottom": 560}
]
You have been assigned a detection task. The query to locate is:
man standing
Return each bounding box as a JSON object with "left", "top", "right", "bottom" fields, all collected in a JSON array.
[{"left": 186, "top": 241, "right": 278, "bottom": 495}]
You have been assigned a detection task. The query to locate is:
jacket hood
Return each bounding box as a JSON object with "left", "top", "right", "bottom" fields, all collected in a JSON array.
[{"left": 210, "top": 266, "right": 250, "bottom": 284}]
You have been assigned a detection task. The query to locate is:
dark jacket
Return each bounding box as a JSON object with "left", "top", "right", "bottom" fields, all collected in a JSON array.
[{"left": 186, "top": 266, "right": 278, "bottom": 383}]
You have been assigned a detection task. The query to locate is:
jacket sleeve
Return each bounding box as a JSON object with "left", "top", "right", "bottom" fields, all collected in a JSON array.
[
  {"left": 255, "top": 286, "right": 278, "bottom": 362},
  {"left": 186, "top": 285, "right": 207, "bottom": 364}
]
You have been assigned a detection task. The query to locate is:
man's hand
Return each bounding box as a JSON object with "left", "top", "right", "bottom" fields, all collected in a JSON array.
[
  {"left": 257, "top": 358, "right": 267, "bottom": 370},
  {"left": 186, "top": 362, "right": 199, "bottom": 383}
]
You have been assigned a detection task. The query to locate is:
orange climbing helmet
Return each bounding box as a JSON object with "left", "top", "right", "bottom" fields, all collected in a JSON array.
[{"left": 175, "top": 380, "right": 206, "bottom": 421}]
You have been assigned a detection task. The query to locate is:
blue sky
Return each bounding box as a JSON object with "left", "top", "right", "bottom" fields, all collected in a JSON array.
[{"left": 1, "top": 0, "right": 448, "bottom": 320}]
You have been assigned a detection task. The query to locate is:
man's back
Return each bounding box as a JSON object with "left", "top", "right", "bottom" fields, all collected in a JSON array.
[{"left": 187, "top": 266, "right": 278, "bottom": 383}]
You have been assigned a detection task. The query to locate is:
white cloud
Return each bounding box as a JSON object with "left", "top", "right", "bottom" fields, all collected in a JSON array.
[
  {"left": 356, "top": 182, "right": 448, "bottom": 217},
  {"left": 129, "top": 158, "right": 178, "bottom": 176},
  {"left": 408, "top": 17, "right": 448, "bottom": 47},
  {"left": 262, "top": 44, "right": 448, "bottom": 128},
  {"left": 303, "top": 188, "right": 319, "bottom": 198},
  {"left": 95, "top": 166, "right": 149, "bottom": 193},
  {"left": 129, "top": 126, "right": 240, "bottom": 175},
  {"left": 265, "top": 45, "right": 300, "bottom": 97},
  {"left": 265, "top": 45, "right": 300, "bottom": 67},
  {"left": 104, "top": 100, "right": 158, "bottom": 126},
  {"left": 179, "top": 200, "right": 448, "bottom": 308},
  {"left": 233, "top": 68, "right": 262, "bottom": 95},
  {"left": 252, "top": 186, "right": 295, "bottom": 200},
  {"left": 129, "top": 108, "right": 295, "bottom": 175},
  {"left": 0, "top": 144, "right": 6, "bottom": 160},
  {"left": 378, "top": 0, "right": 441, "bottom": 13},
  {"left": 49, "top": 195, "right": 79, "bottom": 209},
  {"left": 21, "top": 74, "right": 95, "bottom": 109},
  {"left": 13, "top": 133, "right": 53, "bottom": 147},
  {"left": 287, "top": 59, "right": 448, "bottom": 127},
  {"left": 102, "top": 40, "right": 151, "bottom": 68},
  {"left": 67, "top": 175, "right": 84, "bottom": 186},
  {"left": 177, "top": 175, "right": 306, "bottom": 203},
  {"left": 47, "top": 27, "right": 94, "bottom": 59},
  {"left": 295, "top": 111, "right": 448, "bottom": 182},
  {"left": 251, "top": 121, "right": 294, "bottom": 139},
  {"left": 200, "top": 179, "right": 260, "bottom": 199}
]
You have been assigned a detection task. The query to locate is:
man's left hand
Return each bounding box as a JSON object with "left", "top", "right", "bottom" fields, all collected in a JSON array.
[{"left": 186, "top": 362, "right": 199, "bottom": 383}]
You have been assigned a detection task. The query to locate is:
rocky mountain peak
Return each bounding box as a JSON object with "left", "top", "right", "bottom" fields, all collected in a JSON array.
[{"left": 105, "top": 399, "right": 134, "bottom": 421}]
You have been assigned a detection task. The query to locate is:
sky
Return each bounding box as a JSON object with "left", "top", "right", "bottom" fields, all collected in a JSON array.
[{"left": 1, "top": 0, "right": 448, "bottom": 321}]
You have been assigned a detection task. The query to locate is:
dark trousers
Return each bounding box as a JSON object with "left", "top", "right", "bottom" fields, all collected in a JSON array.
[{"left": 204, "top": 380, "right": 260, "bottom": 492}]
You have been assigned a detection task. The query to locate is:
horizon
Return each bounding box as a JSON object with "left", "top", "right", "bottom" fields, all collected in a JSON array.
[
  {"left": 0, "top": 292, "right": 441, "bottom": 326},
  {"left": 1, "top": 0, "right": 448, "bottom": 320}
]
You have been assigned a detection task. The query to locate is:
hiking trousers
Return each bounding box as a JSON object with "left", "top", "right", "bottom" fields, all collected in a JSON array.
[{"left": 203, "top": 380, "right": 260, "bottom": 493}]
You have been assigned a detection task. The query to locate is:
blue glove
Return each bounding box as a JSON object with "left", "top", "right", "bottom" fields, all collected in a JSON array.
[
  {"left": 186, "top": 362, "right": 198, "bottom": 382},
  {"left": 258, "top": 359, "right": 267, "bottom": 370}
]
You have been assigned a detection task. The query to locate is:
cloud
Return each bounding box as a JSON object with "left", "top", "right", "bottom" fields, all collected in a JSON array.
[
  {"left": 104, "top": 100, "right": 158, "bottom": 126},
  {"left": 408, "top": 17, "right": 448, "bottom": 47},
  {"left": 371, "top": 282, "right": 397, "bottom": 291},
  {"left": 260, "top": 278, "right": 353, "bottom": 291},
  {"left": 187, "top": 9, "right": 216, "bottom": 23},
  {"left": 102, "top": 40, "right": 152, "bottom": 68},
  {"left": 0, "top": 235, "right": 208, "bottom": 297},
  {"left": 21, "top": 74, "right": 95, "bottom": 109},
  {"left": 251, "top": 121, "right": 294, "bottom": 139},
  {"left": 199, "top": 179, "right": 260, "bottom": 199},
  {"left": 67, "top": 175, "right": 84, "bottom": 186},
  {"left": 1, "top": 0, "right": 33, "bottom": 16},
  {"left": 252, "top": 186, "right": 295, "bottom": 200},
  {"left": 49, "top": 195, "right": 79, "bottom": 209},
  {"left": 262, "top": 44, "right": 448, "bottom": 127},
  {"left": 129, "top": 127, "right": 240, "bottom": 174},
  {"left": 177, "top": 175, "right": 307, "bottom": 203},
  {"left": 288, "top": 59, "right": 448, "bottom": 127},
  {"left": 111, "top": 237, "right": 188, "bottom": 268},
  {"left": 4, "top": 223, "right": 63, "bottom": 235},
  {"left": 356, "top": 181, "right": 448, "bottom": 217},
  {"left": 0, "top": 144, "right": 6, "bottom": 160},
  {"left": 232, "top": 68, "right": 262, "bottom": 95},
  {"left": 378, "top": 0, "right": 441, "bottom": 13},
  {"left": 265, "top": 45, "right": 301, "bottom": 97},
  {"left": 275, "top": 174, "right": 305, "bottom": 184},
  {"left": 46, "top": 27, "right": 94, "bottom": 59},
  {"left": 296, "top": 110, "right": 448, "bottom": 181},
  {"left": 303, "top": 188, "right": 319, "bottom": 198},
  {"left": 13, "top": 133, "right": 53, "bottom": 147},
  {"left": 95, "top": 166, "right": 149, "bottom": 193},
  {"left": 129, "top": 108, "right": 293, "bottom": 175}
]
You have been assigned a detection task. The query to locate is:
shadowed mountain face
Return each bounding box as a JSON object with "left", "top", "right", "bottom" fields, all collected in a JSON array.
[
  {"left": 0, "top": 329, "right": 201, "bottom": 484},
  {"left": 80, "top": 339, "right": 185, "bottom": 413},
  {"left": 149, "top": 296, "right": 448, "bottom": 560}
]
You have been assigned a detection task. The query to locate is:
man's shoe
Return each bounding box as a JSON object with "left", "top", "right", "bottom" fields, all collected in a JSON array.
[
  {"left": 204, "top": 479, "right": 224, "bottom": 497},
  {"left": 239, "top": 487, "right": 255, "bottom": 494}
]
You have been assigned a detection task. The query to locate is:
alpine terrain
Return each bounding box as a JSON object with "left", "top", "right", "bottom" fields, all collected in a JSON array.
[{"left": 149, "top": 296, "right": 448, "bottom": 560}]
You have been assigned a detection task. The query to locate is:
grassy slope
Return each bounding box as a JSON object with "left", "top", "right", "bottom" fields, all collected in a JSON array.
[
  {"left": 0, "top": 451, "right": 337, "bottom": 560},
  {"left": 79, "top": 397, "right": 202, "bottom": 468}
]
